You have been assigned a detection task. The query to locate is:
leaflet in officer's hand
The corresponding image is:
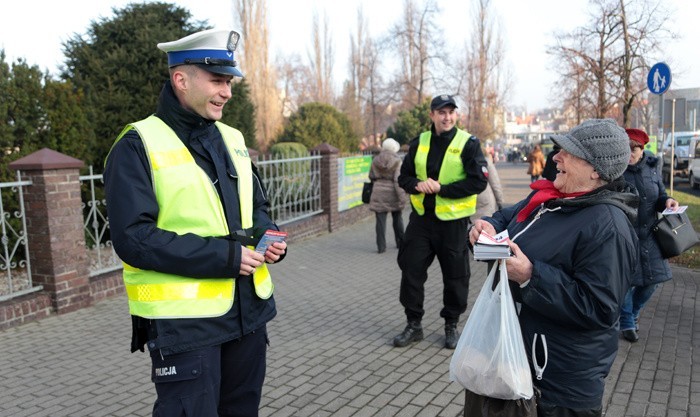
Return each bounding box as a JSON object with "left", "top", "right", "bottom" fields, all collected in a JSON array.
[
  {"left": 473, "top": 230, "right": 512, "bottom": 260},
  {"left": 255, "top": 230, "right": 288, "bottom": 254},
  {"left": 661, "top": 205, "right": 687, "bottom": 215}
]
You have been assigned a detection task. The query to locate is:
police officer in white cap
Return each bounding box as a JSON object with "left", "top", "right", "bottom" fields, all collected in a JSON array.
[{"left": 104, "top": 29, "right": 287, "bottom": 417}]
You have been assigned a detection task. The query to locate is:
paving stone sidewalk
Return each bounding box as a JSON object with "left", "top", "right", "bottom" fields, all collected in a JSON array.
[{"left": 0, "top": 163, "right": 697, "bottom": 417}]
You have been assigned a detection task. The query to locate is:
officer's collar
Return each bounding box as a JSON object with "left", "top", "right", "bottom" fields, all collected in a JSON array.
[{"left": 155, "top": 81, "right": 215, "bottom": 139}]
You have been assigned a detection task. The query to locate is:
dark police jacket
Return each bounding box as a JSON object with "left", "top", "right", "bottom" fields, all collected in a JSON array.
[
  {"left": 485, "top": 179, "right": 639, "bottom": 409},
  {"left": 104, "top": 81, "right": 279, "bottom": 356}
]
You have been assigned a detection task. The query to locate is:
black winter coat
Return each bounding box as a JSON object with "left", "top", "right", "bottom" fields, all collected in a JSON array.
[
  {"left": 623, "top": 153, "right": 672, "bottom": 286},
  {"left": 485, "top": 180, "right": 639, "bottom": 409},
  {"left": 104, "top": 82, "right": 278, "bottom": 355}
]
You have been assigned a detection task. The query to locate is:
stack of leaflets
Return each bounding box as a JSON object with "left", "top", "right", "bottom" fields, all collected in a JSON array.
[{"left": 473, "top": 230, "right": 512, "bottom": 260}]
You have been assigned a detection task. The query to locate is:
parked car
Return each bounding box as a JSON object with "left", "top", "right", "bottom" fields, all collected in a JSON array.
[
  {"left": 689, "top": 137, "right": 700, "bottom": 190},
  {"left": 660, "top": 130, "right": 700, "bottom": 183}
]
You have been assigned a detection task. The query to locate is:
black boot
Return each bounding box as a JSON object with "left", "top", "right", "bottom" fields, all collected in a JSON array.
[
  {"left": 622, "top": 329, "right": 639, "bottom": 343},
  {"left": 393, "top": 321, "right": 423, "bottom": 347},
  {"left": 444, "top": 322, "right": 459, "bottom": 349}
]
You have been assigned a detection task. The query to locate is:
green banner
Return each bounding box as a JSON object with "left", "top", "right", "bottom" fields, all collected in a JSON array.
[{"left": 338, "top": 156, "right": 372, "bottom": 211}]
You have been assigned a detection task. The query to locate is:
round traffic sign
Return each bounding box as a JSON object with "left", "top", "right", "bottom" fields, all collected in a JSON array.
[{"left": 647, "top": 62, "right": 671, "bottom": 95}]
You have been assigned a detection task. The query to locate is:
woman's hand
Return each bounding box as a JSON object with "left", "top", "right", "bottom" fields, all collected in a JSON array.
[
  {"left": 468, "top": 219, "right": 497, "bottom": 245},
  {"left": 505, "top": 241, "right": 533, "bottom": 285},
  {"left": 665, "top": 198, "right": 679, "bottom": 211}
]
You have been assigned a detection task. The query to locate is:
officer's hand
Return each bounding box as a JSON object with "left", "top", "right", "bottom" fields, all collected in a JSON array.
[
  {"left": 265, "top": 241, "right": 287, "bottom": 264},
  {"left": 240, "top": 246, "right": 265, "bottom": 276},
  {"left": 426, "top": 178, "right": 441, "bottom": 193},
  {"left": 415, "top": 179, "right": 440, "bottom": 194}
]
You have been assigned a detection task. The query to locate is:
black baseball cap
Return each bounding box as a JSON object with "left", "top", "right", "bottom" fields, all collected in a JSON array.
[{"left": 430, "top": 94, "right": 458, "bottom": 110}]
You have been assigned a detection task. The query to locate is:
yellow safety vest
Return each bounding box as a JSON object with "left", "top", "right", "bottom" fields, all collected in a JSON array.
[
  {"left": 410, "top": 129, "right": 477, "bottom": 220},
  {"left": 111, "top": 115, "right": 273, "bottom": 319}
]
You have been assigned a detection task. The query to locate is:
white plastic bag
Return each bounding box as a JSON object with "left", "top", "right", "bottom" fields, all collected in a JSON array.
[{"left": 449, "top": 259, "right": 533, "bottom": 400}]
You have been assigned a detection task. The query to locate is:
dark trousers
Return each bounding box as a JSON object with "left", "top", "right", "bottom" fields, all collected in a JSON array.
[
  {"left": 375, "top": 211, "right": 405, "bottom": 252},
  {"left": 397, "top": 212, "right": 470, "bottom": 323},
  {"left": 538, "top": 402, "right": 602, "bottom": 417},
  {"left": 150, "top": 327, "right": 268, "bottom": 417}
]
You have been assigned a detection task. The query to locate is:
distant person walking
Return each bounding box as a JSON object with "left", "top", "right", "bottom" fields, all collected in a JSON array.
[
  {"left": 368, "top": 138, "right": 407, "bottom": 254},
  {"left": 527, "top": 144, "right": 546, "bottom": 182},
  {"left": 620, "top": 128, "right": 678, "bottom": 343},
  {"left": 542, "top": 145, "right": 560, "bottom": 181},
  {"left": 471, "top": 153, "right": 505, "bottom": 220}
]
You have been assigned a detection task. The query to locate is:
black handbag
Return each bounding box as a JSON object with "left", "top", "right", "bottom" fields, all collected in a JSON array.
[
  {"left": 361, "top": 181, "right": 373, "bottom": 204},
  {"left": 652, "top": 212, "right": 699, "bottom": 258}
]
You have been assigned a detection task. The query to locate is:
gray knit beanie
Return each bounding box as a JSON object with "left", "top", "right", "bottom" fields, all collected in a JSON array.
[{"left": 549, "top": 118, "right": 630, "bottom": 182}]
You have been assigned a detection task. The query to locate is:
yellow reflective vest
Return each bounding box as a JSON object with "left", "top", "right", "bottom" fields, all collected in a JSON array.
[
  {"left": 112, "top": 115, "right": 273, "bottom": 319},
  {"left": 410, "top": 129, "right": 477, "bottom": 220}
]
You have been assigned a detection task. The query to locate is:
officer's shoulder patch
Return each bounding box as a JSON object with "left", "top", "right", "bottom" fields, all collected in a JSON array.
[
  {"left": 481, "top": 165, "right": 489, "bottom": 178},
  {"left": 468, "top": 135, "right": 479, "bottom": 143}
]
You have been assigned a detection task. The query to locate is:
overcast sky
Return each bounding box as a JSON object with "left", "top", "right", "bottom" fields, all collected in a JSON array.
[{"left": 1, "top": 0, "right": 697, "bottom": 110}]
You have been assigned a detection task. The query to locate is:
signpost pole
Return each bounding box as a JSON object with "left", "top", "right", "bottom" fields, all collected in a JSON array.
[{"left": 670, "top": 99, "right": 676, "bottom": 196}]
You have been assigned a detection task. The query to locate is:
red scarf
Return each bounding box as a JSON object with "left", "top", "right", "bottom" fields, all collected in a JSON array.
[{"left": 516, "top": 180, "right": 586, "bottom": 222}]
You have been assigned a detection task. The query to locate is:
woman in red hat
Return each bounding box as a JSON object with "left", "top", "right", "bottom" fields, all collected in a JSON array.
[{"left": 620, "top": 128, "right": 678, "bottom": 342}]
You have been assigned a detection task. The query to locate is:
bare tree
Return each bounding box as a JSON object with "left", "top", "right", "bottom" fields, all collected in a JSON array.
[
  {"left": 234, "top": 0, "right": 283, "bottom": 150},
  {"left": 458, "top": 0, "right": 510, "bottom": 140},
  {"left": 550, "top": 0, "right": 672, "bottom": 125},
  {"left": 309, "top": 10, "right": 334, "bottom": 103},
  {"left": 342, "top": 7, "right": 392, "bottom": 138},
  {"left": 275, "top": 53, "right": 314, "bottom": 118},
  {"left": 617, "top": 0, "right": 670, "bottom": 127},
  {"left": 389, "top": 0, "right": 444, "bottom": 108},
  {"left": 340, "top": 7, "right": 370, "bottom": 137}
]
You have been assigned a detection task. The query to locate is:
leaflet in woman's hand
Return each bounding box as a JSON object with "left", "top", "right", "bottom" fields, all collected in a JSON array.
[{"left": 661, "top": 206, "right": 687, "bottom": 215}]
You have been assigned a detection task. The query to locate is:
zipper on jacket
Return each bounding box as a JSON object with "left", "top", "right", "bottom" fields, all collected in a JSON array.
[
  {"left": 531, "top": 333, "right": 548, "bottom": 380},
  {"left": 512, "top": 204, "right": 561, "bottom": 242}
]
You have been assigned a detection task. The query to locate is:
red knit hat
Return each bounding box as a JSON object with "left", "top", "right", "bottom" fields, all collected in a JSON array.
[{"left": 626, "top": 128, "right": 649, "bottom": 146}]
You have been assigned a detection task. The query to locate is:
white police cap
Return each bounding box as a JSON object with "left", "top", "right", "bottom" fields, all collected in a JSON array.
[{"left": 157, "top": 29, "right": 244, "bottom": 77}]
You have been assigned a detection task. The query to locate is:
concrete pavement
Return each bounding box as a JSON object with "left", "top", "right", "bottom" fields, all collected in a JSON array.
[{"left": 0, "top": 162, "right": 697, "bottom": 417}]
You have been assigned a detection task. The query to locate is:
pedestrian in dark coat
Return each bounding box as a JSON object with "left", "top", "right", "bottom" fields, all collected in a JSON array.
[
  {"left": 619, "top": 128, "right": 678, "bottom": 343},
  {"left": 368, "top": 138, "right": 407, "bottom": 253},
  {"left": 469, "top": 119, "right": 639, "bottom": 415}
]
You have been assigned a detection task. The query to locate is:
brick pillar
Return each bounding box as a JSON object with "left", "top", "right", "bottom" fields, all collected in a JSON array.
[
  {"left": 9, "top": 148, "right": 92, "bottom": 314},
  {"left": 312, "top": 143, "right": 339, "bottom": 232}
]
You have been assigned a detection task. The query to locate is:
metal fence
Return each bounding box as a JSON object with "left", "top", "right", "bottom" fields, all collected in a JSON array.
[
  {"left": 0, "top": 172, "right": 37, "bottom": 302},
  {"left": 0, "top": 152, "right": 324, "bottom": 301},
  {"left": 80, "top": 166, "right": 122, "bottom": 277},
  {"left": 256, "top": 153, "right": 323, "bottom": 225}
]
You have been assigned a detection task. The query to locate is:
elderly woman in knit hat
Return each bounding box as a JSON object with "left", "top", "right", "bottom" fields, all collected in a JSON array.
[
  {"left": 368, "top": 138, "right": 407, "bottom": 253},
  {"left": 468, "top": 119, "right": 640, "bottom": 416},
  {"left": 620, "top": 128, "right": 678, "bottom": 343}
]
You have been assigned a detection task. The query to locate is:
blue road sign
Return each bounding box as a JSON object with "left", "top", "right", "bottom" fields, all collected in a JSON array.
[{"left": 647, "top": 62, "right": 671, "bottom": 95}]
